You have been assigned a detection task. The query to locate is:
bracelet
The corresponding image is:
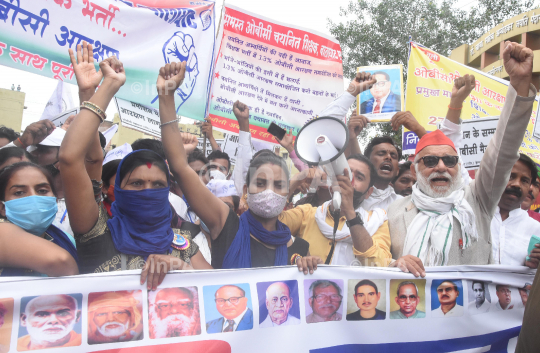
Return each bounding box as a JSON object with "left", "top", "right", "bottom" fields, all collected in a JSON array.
[
  {"left": 81, "top": 101, "right": 106, "bottom": 122},
  {"left": 291, "top": 253, "right": 302, "bottom": 265},
  {"left": 160, "top": 118, "right": 179, "bottom": 128},
  {"left": 447, "top": 104, "right": 462, "bottom": 111},
  {"left": 17, "top": 137, "right": 26, "bottom": 149}
]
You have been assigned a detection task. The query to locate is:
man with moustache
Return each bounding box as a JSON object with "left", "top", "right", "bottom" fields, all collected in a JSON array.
[
  {"left": 521, "top": 177, "right": 540, "bottom": 222},
  {"left": 432, "top": 281, "right": 463, "bottom": 317},
  {"left": 18, "top": 295, "right": 81, "bottom": 351},
  {"left": 206, "top": 285, "right": 253, "bottom": 333},
  {"left": 493, "top": 285, "right": 514, "bottom": 311},
  {"left": 260, "top": 282, "right": 300, "bottom": 328},
  {"left": 149, "top": 287, "right": 200, "bottom": 338},
  {"left": 388, "top": 42, "right": 537, "bottom": 276},
  {"left": 390, "top": 281, "right": 425, "bottom": 319},
  {"left": 306, "top": 281, "right": 343, "bottom": 323},
  {"left": 517, "top": 287, "right": 529, "bottom": 309},
  {"left": 468, "top": 281, "right": 490, "bottom": 315},
  {"left": 491, "top": 153, "right": 540, "bottom": 268},
  {"left": 347, "top": 280, "right": 385, "bottom": 320},
  {"left": 391, "top": 162, "right": 416, "bottom": 197}
]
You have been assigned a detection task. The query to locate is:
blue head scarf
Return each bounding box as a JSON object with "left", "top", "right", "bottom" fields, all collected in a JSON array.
[
  {"left": 222, "top": 210, "right": 291, "bottom": 269},
  {"left": 106, "top": 150, "right": 174, "bottom": 257}
]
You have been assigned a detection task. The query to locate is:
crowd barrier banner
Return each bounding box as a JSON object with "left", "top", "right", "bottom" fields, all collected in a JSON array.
[
  {"left": 405, "top": 42, "right": 540, "bottom": 165},
  {"left": 207, "top": 4, "right": 344, "bottom": 143},
  {"left": 0, "top": 0, "right": 216, "bottom": 121},
  {"left": 0, "top": 265, "right": 533, "bottom": 352}
]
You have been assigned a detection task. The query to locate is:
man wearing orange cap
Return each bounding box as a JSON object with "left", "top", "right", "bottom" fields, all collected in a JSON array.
[
  {"left": 87, "top": 291, "right": 142, "bottom": 345},
  {"left": 387, "top": 41, "right": 537, "bottom": 276}
]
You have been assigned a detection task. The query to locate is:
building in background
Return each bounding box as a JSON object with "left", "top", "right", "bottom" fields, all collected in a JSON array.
[
  {"left": 451, "top": 10, "right": 540, "bottom": 90},
  {"left": 0, "top": 88, "right": 25, "bottom": 132}
]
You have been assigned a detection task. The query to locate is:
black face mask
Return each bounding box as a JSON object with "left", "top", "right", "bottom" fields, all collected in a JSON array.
[
  {"left": 44, "top": 161, "right": 60, "bottom": 177},
  {"left": 353, "top": 188, "right": 370, "bottom": 210}
]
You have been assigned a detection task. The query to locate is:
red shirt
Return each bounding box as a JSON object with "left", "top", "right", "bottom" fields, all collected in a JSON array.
[{"left": 528, "top": 209, "right": 540, "bottom": 223}]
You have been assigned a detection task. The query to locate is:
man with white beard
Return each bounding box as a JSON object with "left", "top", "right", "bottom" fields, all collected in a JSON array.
[
  {"left": 387, "top": 41, "right": 537, "bottom": 276},
  {"left": 149, "top": 287, "right": 200, "bottom": 338},
  {"left": 18, "top": 295, "right": 81, "bottom": 351},
  {"left": 87, "top": 291, "right": 142, "bottom": 345}
]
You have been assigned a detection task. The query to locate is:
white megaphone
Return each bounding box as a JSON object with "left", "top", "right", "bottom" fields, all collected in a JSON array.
[{"left": 294, "top": 116, "right": 352, "bottom": 212}]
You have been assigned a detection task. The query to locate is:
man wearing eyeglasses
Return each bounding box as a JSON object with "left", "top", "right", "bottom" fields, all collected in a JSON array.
[
  {"left": 493, "top": 285, "right": 514, "bottom": 311},
  {"left": 306, "top": 280, "right": 343, "bottom": 323},
  {"left": 260, "top": 282, "right": 300, "bottom": 327},
  {"left": 390, "top": 281, "right": 425, "bottom": 319},
  {"left": 432, "top": 281, "right": 463, "bottom": 317},
  {"left": 206, "top": 285, "right": 253, "bottom": 333},
  {"left": 360, "top": 71, "right": 401, "bottom": 115},
  {"left": 388, "top": 42, "right": 537, "bottom": 276}
]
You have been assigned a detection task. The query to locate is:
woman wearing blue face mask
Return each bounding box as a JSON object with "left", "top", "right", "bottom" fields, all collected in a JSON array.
[
  {"left": 157, "top": 62, "right": 322, "bottom": 272},
  {"left": 58, "top": 55, "right": 212, "bottom": 291},
  {"left": 0, "top": 162, "right": 79, "bottom": 276}
]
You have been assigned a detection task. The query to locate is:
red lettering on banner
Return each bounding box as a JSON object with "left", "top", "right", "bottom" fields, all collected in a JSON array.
[
  {"left": 51, "top": 61, "right": 75, "bottom": 81},
  {"left": 0, "top": 42, "right": 6, "bottom": 56},
  {"left": 9, "top": 46, "right": 49, "bottom": 71}
]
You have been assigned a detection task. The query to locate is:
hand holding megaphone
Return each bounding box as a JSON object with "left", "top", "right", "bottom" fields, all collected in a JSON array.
[{"left": 332, "top": 169, "right": 357, "bottom": 218}]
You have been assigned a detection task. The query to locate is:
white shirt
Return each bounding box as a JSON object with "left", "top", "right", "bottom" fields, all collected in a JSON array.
[
  {"left": 431, "top": 304, "right": 463, "bottom": 318},
  {"left": 493, "top": 301, "right": 514, "bottom": 311},
  {"left": 468, "top": 300, "right": 490, "bottom": 315},
  {"left": 232, "top": 131, "right": 253, "bottom": 195},
  {"left": 259, "top": 314, "right": 301, "bottom": 328},
  {"left": 490, "top": 207, "right": 540, "bottom": 266},
  {"left": 362, "top": 186, "right": 402, "bottom": 212},
  {"left": 371, "top": 91, "right": 391, "bottom": 113},
  {"left": 317, "top": 92, "right": 356, "bottom": 121},
  {"left": 221, "top": 307, "right": 248, "bottom": 332}
]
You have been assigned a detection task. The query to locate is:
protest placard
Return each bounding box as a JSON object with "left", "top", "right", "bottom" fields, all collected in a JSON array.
[
  {"left": 196, "top": 138, "right": 224, "bottom": 157},
  {"left": 47, "top": 107, "right": 80, "bottom": 128},
  {"left": 460, "top": 116, "right": 499, "bottom": 170},
  {"left": 114, "top": 97, "right": 160, "bottom": 137},
  {"left": 207, "top": 4, "right": 344, "bottom": 143}
]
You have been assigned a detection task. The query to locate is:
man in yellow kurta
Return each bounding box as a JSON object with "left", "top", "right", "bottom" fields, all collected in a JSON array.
[{"left": 280, "top": 155, "right": 391, "bottom": 267}]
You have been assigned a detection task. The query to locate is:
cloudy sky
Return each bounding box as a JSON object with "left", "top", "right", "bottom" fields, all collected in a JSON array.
[{"left": 0, "top": 0, "right": 477, "bottom": 129}]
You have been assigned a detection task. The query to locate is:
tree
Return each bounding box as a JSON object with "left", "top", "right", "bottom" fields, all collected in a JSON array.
[{"left": 329, "top": 0, "right": 537, "bottom": 151}]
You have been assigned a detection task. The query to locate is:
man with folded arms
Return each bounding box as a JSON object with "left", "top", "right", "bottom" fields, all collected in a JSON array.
[{"left": 387, "top": 41, "right": 537, "bottom": 276}]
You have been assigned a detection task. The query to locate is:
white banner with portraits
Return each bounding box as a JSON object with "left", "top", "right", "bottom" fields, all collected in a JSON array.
[{"left": 0, "top": 265, "right": 533, "bottom": 353}]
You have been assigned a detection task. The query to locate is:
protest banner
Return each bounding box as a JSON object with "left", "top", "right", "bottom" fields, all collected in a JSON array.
[
  {"left": 0, "top": 0, "right": 215, "bottom": 120},
  {"left": 48, "top": 107, "right": 80, "bottom": 128},
  {"left": 405, "top": 42, "right": 540, "bottom": 165},
  {"left": 460, "top": 116, "right": 499, "bottom": 170},
  {"left": 207, "top": 4, "right": 344, "bottom": 143},
  {"left": 115, "top": 97, "right": 160, "bottom": 137},
  {"left": 0, "top": 265, "right": 532, "bottom": 352},
  {"left": 197, "top": 137, "right": 224, "bottom": 157},
  {"left": 356, "top": 64, "right": 404, "bottom": 122}
]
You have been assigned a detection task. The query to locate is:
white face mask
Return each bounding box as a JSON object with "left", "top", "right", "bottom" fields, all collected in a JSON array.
[
  {"left": 247, "top": 189, "right": 288, "bottom": 218},
  {"left": 209, "top": 169, "right": 227, "bottom": 181}
]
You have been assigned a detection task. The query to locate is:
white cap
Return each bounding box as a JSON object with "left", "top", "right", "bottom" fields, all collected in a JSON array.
[
  {"left": 103, "top": 143, "right": 133, "bottom": 165},
  {"left": 206, "top": 180, "right": 238, "bottom": 198},
  {"left": 38, "top": 128, "right": 66, "bottom": 147}
]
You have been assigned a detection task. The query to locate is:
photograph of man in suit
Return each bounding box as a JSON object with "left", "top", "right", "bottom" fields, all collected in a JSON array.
[
  {"left": 360, "top": 71, "right": 401, "bottom": 115},
  {"left": 346, "top": 280, "right": 386, "bottom": 321},
  {"left": 206, "top": 285, "right": 253, "bottom": 333}
]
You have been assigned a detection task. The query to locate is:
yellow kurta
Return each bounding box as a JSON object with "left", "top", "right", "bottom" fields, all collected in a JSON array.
[{"left": 279, "top": 204, "right": 391, "bottom": 267}]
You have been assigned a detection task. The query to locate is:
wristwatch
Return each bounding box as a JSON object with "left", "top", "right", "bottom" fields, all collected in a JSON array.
[{"left": 346, "top": 212, "right": 364, "bottom": 227}]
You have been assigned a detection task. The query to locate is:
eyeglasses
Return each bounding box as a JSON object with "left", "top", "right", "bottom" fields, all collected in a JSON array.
[
  {"left": 437, "top": 287, "right": 457, "bottom": 294},
  {"left": 312, "top": 294, "right": 342, "bottom": 303},
  {"left": 271, "top": 296, "right": 290, "bottom": 305},
  {"left": 398, "top": 295, "right": 417, "bottom": 301},
  {"left": 417, "top": 155, "right": 459, "bottom": 168},
  {"left": 215, "top": 297, "right": 244, "bottom": 306},
  {"left": 373, "top": 80, "right": 389, "bottom": 87}
]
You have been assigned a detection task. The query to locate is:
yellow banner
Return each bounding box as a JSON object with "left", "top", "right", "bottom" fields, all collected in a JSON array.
[{"left": 404, "top": 42, "right": 540, "bottom": 165}]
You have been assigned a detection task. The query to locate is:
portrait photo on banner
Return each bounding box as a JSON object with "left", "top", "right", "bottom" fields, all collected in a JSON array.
[
  {"left": 357, "top": 64, "right": 404, "bottom": 122},
  {"left": 346, "top": 279, "right": 386, "bottom": 321},
  {"left": 17, "top": 293, "right": 82, "bottom": 351},
  {"left": 466, "top": 280, "right": 493, "bottom": 315},
  {"left": 389, "top": 279, "right": 426, "bottom": 320},
  {"left": 303, "top": 279, "right": 344, "bottom": 324},
  {"left": 148, "top": 287, "right": 201, "bottom": 339},
  {"left": 257, "top": 280, "right": 300, "bottom": 328},
  {"left": 0, "top": 298, "right": 13, "bottom": 353},
  {"left": 87, "top": 290, "right": 143, "bottom": 345},
  {"left": 431, "top": 280, "right": 464, "bottom": 318},
  {"left": 488, "top": 283, "right": 526, "bottom": 312},
  {"left": 203, "top": 283, "right": 253, "bottom": 334}
]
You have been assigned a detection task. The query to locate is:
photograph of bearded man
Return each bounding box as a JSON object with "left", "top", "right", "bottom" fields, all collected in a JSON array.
[
  {"left": 87, "top": 291, "right": 143, "bottom": 345},
  {"left": 149, "top": 287, "right": 201, "bottom": 338},
  {"left": 304, "top": 280, "right": 343, "bottom": 324},
  {"left": 18, "top": 294, "right": 82, "bottom": 351},
  {"left": 204, "top": 284, "right": 253, "bottom": 333}
]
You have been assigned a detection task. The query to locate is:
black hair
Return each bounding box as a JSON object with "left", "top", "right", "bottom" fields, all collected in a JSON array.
[
  {"left": 231, "top": 195, "right": 240, "bottom": 212},
  {"left": 98, "top": 131, "right": 106, "bottom": 149},
  {"left": 131, "top": 139, "right": 166, "bottom": 159},
  {"left": 102, "top": 159, "right": 121, "bottom": 188},
  {"left": 471, "top": 281, "right": 485, "bottom": 291},
  {"left": 295, "top": 193, "right": 320, "bottom": 207},
  {"left": 364, "top": 136, "right": 402, "bottom": 160},
  {"left": 354, "top": 279, "right": 378, "bottom": 295},
  {"left": 347, "top": 154, "right": 378, "bottom": 188},
  {"left": 372, "top": 71, "right": 390, "bottom": 81},
  {"left": 0, "top": 146, "right": 34, "bottom": 169},
  {"left": 0, "top": 126, "right": 19, "bottom": 143},
  {"left": 518, "top": 153, "right": 537, "bottom": 185},
  {"left": 392, "top": 161, "right": 413, "bottom": 183},
  {"left": 187, "top": 148, "right": 209, "bottom": 165},
  {"left": 118, "top": 150, "right": 169, "bottom": 188},
  {"left": 245, "top": 152, "right": 290, "bottom": 187},
  {"left": 253, "top": 149, "right": 274, "bottom": 160},
  {"left": 496, "top": 284, "right": 510, "bottom": 292},
  {"left": 207, "top": 150, "right": 231, "bottom": 172},
  {"left": 440, "top": 280, "right": 459, "bottom": 292},
  {"left": 0, "top": 162, "right": 56, "bottom": 200}
]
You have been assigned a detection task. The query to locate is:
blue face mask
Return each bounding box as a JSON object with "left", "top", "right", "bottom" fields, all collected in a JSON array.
[{"left": 3, "top": 196, "right": 58, "bottom": 235}]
